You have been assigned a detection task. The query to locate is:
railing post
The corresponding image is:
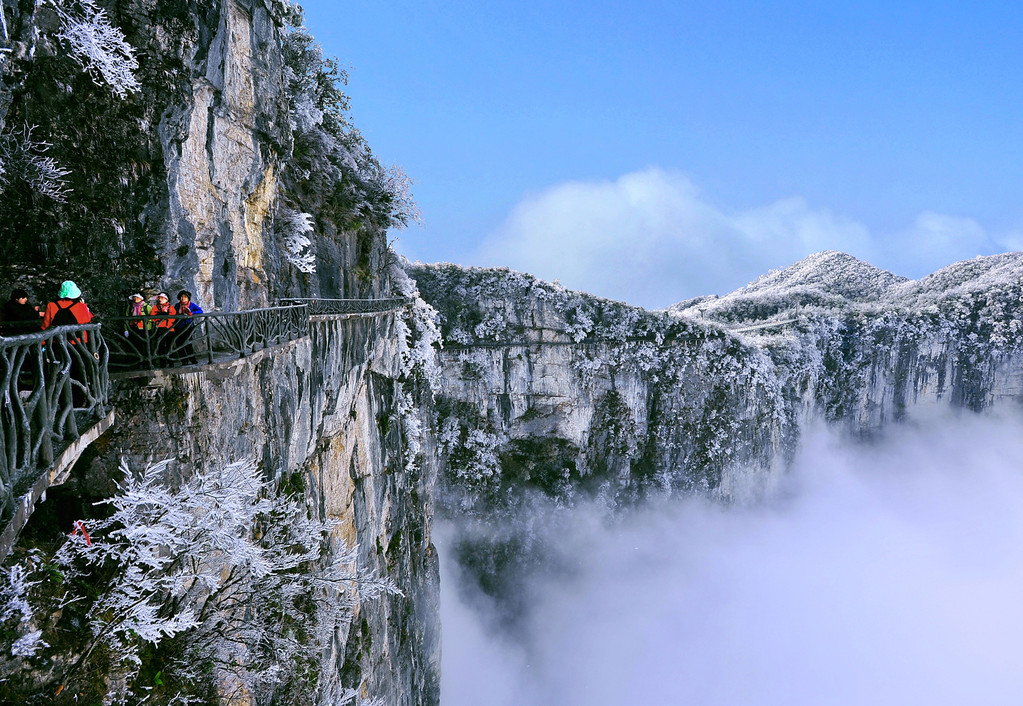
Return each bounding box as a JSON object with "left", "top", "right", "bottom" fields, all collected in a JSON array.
[
  {"left": 144, "top": 316, "right": 154, "bottom": 368},
  {"left": 204, "top": 318, "right": 214, "bottom": 365},
  {"left": 0, "top": 324, "right": 110, "bottom": 527},
  {"left": 36, "top": 338, "right": 55, "bottom": 466}
]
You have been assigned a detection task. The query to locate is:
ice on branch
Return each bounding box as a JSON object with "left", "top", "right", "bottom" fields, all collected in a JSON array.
[
  {"left": 280, "top": 209, "right": 318, "bottom": 273},
  {"left": 49, "top": 458, "right": 396, "bottom": 703},
  {"left": 51, "top": 0, "right": 141, "bottom": 98}
]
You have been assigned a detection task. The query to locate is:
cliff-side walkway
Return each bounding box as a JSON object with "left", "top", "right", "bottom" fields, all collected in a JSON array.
[{"left": 0, "top": 298, "right": 409, "bottom": 561}]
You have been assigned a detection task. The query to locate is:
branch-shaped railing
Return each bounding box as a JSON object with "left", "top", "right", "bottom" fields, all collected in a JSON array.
[
  {"left": 280, "top": 297, "right": 409, "bottom": 316},
  {"left": 104, "top": 305, "right": 310, "bottom": 371},
  {"left": 0, "top": 325, "right": 109, "bottom": 522},
  {"left": 1, "top": 297, "right": 406, "bottom": 555}
]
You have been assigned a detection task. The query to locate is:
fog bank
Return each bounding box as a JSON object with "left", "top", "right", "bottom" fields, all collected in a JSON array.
[{"left": 440, "top": 412, "right": 1023, "bottom": 705}]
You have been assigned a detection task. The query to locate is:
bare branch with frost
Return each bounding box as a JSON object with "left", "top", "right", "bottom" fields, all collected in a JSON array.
[
  {"left": 50, "top": 0, "right": 140, "bottom": 98},
  {"left": 0, "top": 125, "right": 72, "bottom": 200}
]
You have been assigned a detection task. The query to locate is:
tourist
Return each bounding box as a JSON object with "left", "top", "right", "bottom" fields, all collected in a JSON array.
[
  {"left": 42, "top": 281, "right": 93, "bottom": 335},
  {"left": 1, "top": 288, "right": 42, "bottom": 335},
  {"left": 41, "top": 281, "right": 94, "bottom": 406},
  {"left": 122, "top": 293, "right": 152, "bottom": 364},
  {"left": 150, "top": 292, "right": 176, "bottom": 365},
  {"left": 174, "top": 290, "right": 203, "bottom": 366}
]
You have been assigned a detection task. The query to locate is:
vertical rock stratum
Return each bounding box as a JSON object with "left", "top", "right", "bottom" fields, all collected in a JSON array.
[{"left": 1, "top": 2, "right": 437, "bottom": 704}]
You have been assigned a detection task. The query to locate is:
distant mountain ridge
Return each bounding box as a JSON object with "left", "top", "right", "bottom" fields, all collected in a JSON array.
[
  {"left": 409, "top": 249, "right": 1023, "bottom": 656},
  {"left": 670, "top": 250, "right": 1023, "bottom": 324}
]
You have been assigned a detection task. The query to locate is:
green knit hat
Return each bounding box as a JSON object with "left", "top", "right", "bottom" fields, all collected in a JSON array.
[{"left": 58, "top": 281, "right": 82, "bottom": 299}]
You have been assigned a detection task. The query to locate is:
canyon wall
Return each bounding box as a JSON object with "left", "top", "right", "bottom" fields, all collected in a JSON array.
[
  {"left": 411, "top": 252, "right": 1023, "bottom": 509},
  {"left": 58, "top": 313, "right": 440, "bottom": 704}
]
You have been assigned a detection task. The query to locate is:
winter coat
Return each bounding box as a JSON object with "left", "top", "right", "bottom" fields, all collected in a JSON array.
[
  {"left": 1, "top": 299, "right": 40, "bottom": 334},
  {"left": 151, "top": 303, "right": 177, "bottom": 329},
  {"left": 175, "top": 301, "right": 203, "bottom": 330},
  {"left": 125, "top": 302, "right": 153, "bottom": 330},
  {"left": 42, "top": 298, "right": 93, "bottom": 342}
]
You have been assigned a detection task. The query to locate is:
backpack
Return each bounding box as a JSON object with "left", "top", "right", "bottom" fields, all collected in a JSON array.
[{"left": 51, "top": 301, "right": 79, "bottom": 327}]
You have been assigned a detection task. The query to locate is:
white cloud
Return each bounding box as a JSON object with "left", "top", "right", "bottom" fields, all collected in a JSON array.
[
  {"left": 440, "top": 411, "right": 1023, "bottom": 706},
  {"left": 473, "top": 168, "right": 1012, "bottom": 308},
  {"left": 890, "top": 211, "right": 993, "bottom": 277}
]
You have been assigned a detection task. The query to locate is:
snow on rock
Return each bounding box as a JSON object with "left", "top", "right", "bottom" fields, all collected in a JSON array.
[{"left": 409, "top": 250, "right": 1023, "bottom": 511}]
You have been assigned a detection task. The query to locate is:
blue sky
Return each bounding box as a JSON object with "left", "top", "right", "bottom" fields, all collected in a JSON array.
[{"left": 299, "top": 0, "right": 1023, "bottom": 308}]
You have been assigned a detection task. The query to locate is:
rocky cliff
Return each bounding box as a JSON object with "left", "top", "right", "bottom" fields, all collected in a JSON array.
[
  {"left": 1, "top": 2, "right": 437, "bottom": 704},
  {"left": 413, "top": 251, "right": 1023, "bottom": 509},
  {"left": 0, "top": 0, "right": 405, "bottom": 313},
  {"left": 409, "top": 252, "right": 1023, "bottom": 609}
]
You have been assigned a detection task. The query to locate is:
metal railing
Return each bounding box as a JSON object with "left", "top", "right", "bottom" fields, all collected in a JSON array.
[
  {"left": 104, "top": 305, "right": 310, "bottom": 371},
  {"left": 280, "top": 297, "right": 409, "bottom": 317},
  {"left": 1, "top": 324, "right": 109, "bottom": 520}
]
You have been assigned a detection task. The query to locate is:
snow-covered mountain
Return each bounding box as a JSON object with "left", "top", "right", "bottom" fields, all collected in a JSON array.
[
  {"left": 411, "top": 251, "right": 1023, "bottom": 508},
  {"left": 408, "top": 250, "right": 1023, "bottom": 624}
]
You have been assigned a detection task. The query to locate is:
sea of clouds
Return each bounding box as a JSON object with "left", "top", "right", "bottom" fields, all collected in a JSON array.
[{"left": 440, "top": 410, "right": 1023, "bottom": 705}]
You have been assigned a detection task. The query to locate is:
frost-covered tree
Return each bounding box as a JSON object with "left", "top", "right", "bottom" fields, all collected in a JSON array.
[
  {"left": 275, "top": 10, "right": 419, "bottom": 280},
  {"left": 1, "top": 458, "right": 395, "bottom": 705},
  {"left": 50, "top": 0, "right": 140, "bottom": 98},
  {"left": 280, "top": 208, "right": 319, "bottom": 273},
  {"left": 0, "top": 124, "right": 71, "bottom": 200},
  {"left": 0, "top": 0, "right": 139, "bottom": 199}
]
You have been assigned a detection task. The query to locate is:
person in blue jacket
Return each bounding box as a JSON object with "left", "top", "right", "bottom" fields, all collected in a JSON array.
[{"left": 174, "top": 290, "right": 204, "bottom": 365}]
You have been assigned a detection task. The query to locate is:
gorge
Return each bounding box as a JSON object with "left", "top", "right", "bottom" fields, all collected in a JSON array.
[{"left": 2, "top": 2, "right": 1023, "bottom": 704}]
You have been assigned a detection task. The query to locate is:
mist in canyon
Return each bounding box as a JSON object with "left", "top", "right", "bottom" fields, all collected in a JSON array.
[{"left": 439, "top": 410, "right": 1023, "bottom": 705}]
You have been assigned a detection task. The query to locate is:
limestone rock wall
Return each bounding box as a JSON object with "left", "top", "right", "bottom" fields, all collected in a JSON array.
[
  {"left": 79, "top": 314, "right": 439, "bottom": 705},
  {"left": 411, "top": 260, "right": 1023, "bottom": 507},
  {"left": 0, "top": 0, "right": 390, "bottom": 314}
]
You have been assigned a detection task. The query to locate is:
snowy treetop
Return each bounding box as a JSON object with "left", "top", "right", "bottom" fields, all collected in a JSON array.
[
  {"left": 410, "top": 249, "right": 1023, "bottom": 349},
  {"left": 890, "top": 251, "right": 1023, "bottom": 310}
]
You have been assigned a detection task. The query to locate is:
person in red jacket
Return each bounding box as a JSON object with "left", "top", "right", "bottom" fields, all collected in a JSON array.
[
  {"left": 42, "top": 281, "right": 93, "bottom": 341},
  {"left": 150, "top": 292, "right": 177, "bottom": 365},
  {"left": 41, "top": 281, "right": 94, "bottom": 407}
]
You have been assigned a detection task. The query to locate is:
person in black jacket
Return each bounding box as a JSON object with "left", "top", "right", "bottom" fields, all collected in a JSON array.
[{"left": 1, "top": 288, "right": 42, "bottom": 334}]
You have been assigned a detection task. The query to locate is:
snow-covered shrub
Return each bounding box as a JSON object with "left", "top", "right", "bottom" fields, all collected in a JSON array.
[
  {"left": 279, "top": 207, "right": 318, "bottom": 273},
  {"left": 564, "top": 305, "right": 594, "bottom": 342},
  {"left": 51, "top": 0, "right": 141, "bottom": 98},
  {"left": 473, "top": 312, "right": 507, "bottom": 341},
  {"left": 574, "top": 354, "right": 606, "bottom": 385},
  {"left": 436, "top": 398, "right": 504, "bottom": 509},
  {"left": 1, "top": 458, "right": 395, "bottom": 704},
  {"left": 0, "top": 563, "right": 47, "bottom": 659}
]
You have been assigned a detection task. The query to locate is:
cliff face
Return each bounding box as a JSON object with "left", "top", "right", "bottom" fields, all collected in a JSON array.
[
  {"left": 0, "top": 0, "right": 394, "bottom": 313},
  {"left": 411, "top": 252, "right": 1023, "bottom": 510},
  {"left": 45, "top": 311, "right": 440, "bottom": 704},
  {"left": 2, "top": 2, "right": 438, "bottom": 703}
]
